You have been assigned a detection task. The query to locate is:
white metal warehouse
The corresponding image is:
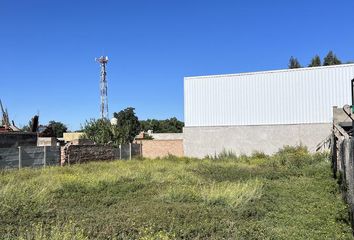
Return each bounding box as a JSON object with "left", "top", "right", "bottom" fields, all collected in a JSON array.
[{"left": 183, "top": 64, "right": 354, "bottom": 157}]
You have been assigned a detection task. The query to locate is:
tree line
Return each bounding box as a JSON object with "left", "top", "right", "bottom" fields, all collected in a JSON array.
[
  {"left": 288, "top": 50, "right": 350, "bottom": 69},
  {"left": 140, "top": 117, "right": 184, "bottom": 133},
  {"left": 21, "top": 107, "right": 184, "bottom": 145}
]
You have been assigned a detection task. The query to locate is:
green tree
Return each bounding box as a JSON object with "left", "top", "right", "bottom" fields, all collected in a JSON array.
[
  {"left": 82, "top": 107, "right": 141, "bottom": 145},
  {"left": 140, "top": 119, "right": 156, "bottom": 132},
  {"left": 113, "top": 107, "right": 141, "bottom": 144},
  {"left": 288, "top": 56, "right": 302, "bottom": 69},
  {"left": 82, "top": 118, "right": 113, "bottom": 144},
  {"left": 323, "top": 51, "right": 341, "bottom": 66},
  {"left": 48, "top": 120, "right": 67, "bottom": 138},
  {"left": 308, "top": 55, "right": 321, "bottom": 67},
  {"left": 140, "top": 117, "right": 184, "bottom": 133}
]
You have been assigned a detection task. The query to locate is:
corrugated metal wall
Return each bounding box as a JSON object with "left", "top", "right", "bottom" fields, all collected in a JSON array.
[{"left": 184, "top": 64, "right": 354, "bottom": 127}]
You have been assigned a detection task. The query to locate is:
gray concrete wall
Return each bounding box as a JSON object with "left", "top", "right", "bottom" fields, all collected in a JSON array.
[
  {"left": 0, "top": 146, "right": 60, "bottom": 169},
  {"left": 0, "top": 147, "right": 19, "bottom": 169},
  {"left": 183, "top": 123, "right": 331, "bottom": 158},
  {"left": 0, "top": 132, "right": 37, "bottom": 148}
]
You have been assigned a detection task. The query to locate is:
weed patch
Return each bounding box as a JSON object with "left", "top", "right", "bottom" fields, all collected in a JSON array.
[{"left": 0, "top": 149, "right": 352, "bottom": 239}]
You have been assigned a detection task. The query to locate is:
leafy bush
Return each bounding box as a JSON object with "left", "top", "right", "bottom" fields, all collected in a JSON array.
[
  {"left": 81, "top": 107, "right": 141, "bottom": 145},
  {"left": 276, "top": 144, "right": 309, "bottom": 155},
  {"left": 274, "top": 145, "right": 312, "bottom": 168},
  {"left": 81, "top": 118, "right": 113, "bottom": 145}
]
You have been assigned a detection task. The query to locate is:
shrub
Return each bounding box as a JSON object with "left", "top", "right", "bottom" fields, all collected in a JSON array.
[
  {"left": 274, "top": 145, "right": 312, "bottom": 168},
  {"left": 251, "top": 151, "right": 268, "bottom": 159},
  {"left": 276, "top": 145, "right": 309, "bottom": 155}
]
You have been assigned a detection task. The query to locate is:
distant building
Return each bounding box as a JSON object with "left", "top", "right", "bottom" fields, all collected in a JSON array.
[
  {"left": 63, "top": 132, "right": 85, "bottom": 142},
  {"left": 183, "top": 64, "right": 354, "bottom": 157}
]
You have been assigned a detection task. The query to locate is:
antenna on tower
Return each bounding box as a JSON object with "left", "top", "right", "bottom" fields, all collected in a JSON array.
[{"left": 95, "top": 56, "right": 109, "bottom": 119}]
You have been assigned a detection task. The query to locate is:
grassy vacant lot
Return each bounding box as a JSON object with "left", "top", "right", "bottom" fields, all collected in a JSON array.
[{"left": 0, "top": 146, "right": 353, "bottom": 239}]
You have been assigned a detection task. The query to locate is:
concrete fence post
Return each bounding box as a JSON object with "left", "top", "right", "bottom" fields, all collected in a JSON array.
[
  {"left": 348, "top": 139, "right": 354, "bottom": 230},
  {"left": 332, "top": 135, "right": 337, "bottom": 178},
  {"left": 67, "top": 145, "right": 71, "bottom": 166},
  {"left": 43, "top": 146, "right": 47, "bottom": 167},
  {"left": 129, "top": 143, "right": 132, "bottom": 160},
  {"left": 18, "top": 146, "right": 22, "bottom": 170},
  {"left": 119, "top": 145, "right": 122, "bottom": 160}
]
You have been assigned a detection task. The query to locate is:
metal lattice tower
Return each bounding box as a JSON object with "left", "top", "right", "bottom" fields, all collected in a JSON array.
[{"left": 96, "top": 56, "right": 109, "bottom": 119}]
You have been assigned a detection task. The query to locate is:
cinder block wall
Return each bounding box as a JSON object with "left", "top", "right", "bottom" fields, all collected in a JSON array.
[{"left": 139, "top": 140, "right": 184, "bottom": 158}]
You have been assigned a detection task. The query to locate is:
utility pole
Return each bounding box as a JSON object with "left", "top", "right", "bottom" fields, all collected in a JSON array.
[{"left": 96, "top": 56, "right": 109, "bottom": 119}]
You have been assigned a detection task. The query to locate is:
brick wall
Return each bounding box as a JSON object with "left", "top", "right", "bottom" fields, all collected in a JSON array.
[{"left": 138, "top": 140, "right": 184, "bottom": 158}]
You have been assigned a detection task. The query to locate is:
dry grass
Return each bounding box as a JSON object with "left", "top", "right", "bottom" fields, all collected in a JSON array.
[{"left": 0, "top": 147, "right": 352, "bottom": 239}]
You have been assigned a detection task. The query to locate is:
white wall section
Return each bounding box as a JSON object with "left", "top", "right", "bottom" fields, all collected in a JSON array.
[
  {"left": 184, "top": 64, "right": 354, "bottom": 127},
  {"left": 183, "top": 124, "right": 331, "bottom": 157}
]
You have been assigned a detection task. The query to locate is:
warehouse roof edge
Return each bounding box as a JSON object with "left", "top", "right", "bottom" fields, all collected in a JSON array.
[{"left": 185, "top": 63, "right": 354, "bottom": 80}]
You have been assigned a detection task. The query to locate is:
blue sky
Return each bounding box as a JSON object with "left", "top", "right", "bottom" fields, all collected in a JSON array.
[{"left": 1, "top": 0, "right": 354, "bottom": 130}]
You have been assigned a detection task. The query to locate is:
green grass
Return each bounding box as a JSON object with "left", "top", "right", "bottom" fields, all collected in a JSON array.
[{"left": 0, "top": 146, "right": 352, "bottom": 239}]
